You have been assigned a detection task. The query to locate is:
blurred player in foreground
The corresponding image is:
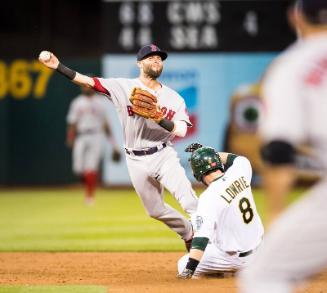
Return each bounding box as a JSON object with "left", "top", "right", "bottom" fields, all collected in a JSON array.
[
  {"left": 239, "top": 0, "right": 327, "bottom": 292},
  {"left": 177, "top": 143, "right": 264, "bottom": 279},
  {"left": 66, "top": 86, "right": 121, "bottom": 205},
  {"left": 39, "top": 44, "right": 198, "bottom": 250}
]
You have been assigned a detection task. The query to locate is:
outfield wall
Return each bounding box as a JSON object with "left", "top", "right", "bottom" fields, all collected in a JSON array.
[{"left": 0, "top": 58, "right": 101, "bottom": 185}]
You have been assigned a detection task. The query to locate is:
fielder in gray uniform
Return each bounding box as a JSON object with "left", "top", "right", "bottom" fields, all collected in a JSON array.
[
  {"left": 177, "top": 143, "right": 263, "bottom": 279},
  {"left": 66, "top": 86, "right": 120, "bottom": 205},
  {"left": 39, "top": 44, "right": 198, "bottom": 249},
  {"left": 239, "top": 0, "right": 327, "bottom": 292}
]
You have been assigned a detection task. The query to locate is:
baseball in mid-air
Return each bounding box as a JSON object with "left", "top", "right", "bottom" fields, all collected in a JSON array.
[{"left": 39, "top": 51, "right": 51, "bottom": 62}]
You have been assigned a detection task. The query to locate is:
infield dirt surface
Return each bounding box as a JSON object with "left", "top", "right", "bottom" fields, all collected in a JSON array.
[{"left": 1, "top": 252, "right": 327, "bottom": 293}]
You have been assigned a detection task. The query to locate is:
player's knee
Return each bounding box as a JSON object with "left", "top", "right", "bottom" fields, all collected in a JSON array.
[
  {"left": 148, "top": 209, "right": 164, "bottom": 219},
  {"left": 173, "top": 187, "right": 198, "bottom": 212},
  {"left": 180, "top": 197, "right": 198, "bottom": 214}
]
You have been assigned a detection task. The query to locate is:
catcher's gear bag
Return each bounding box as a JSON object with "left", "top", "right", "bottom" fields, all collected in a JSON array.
[
  {"left": 129, "top": 87, "right": 163, "bottom": 123},
  {"left": 111, "top": 149, "right": 121, "bottom": 163}
]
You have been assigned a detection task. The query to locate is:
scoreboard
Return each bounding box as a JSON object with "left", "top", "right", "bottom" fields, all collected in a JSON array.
[{"left": 101, "top": 0, "right": 295, "bottom": 52}]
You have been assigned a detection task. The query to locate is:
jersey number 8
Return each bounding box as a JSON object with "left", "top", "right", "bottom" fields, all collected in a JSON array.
[{"left": 239, "top": 197, "right": 254, "bottom": 224}]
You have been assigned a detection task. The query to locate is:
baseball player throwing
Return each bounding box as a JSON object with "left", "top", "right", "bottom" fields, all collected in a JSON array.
[
  {"left": 66, "top": 86, "right": 120, "bottom": 205},
  {"left": 177, "top": 143, "right": 264, "bottom": 279},
  {"left": 239, "top": 0, "right": 327, "bottom": 292},
  {"left": 39, "top": 44, "right": 198, "bottom": 248}
]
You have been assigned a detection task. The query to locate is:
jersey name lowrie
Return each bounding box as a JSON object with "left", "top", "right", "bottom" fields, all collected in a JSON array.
[{"left": 220, "top": 176, "right": 250, "bottom": 204}]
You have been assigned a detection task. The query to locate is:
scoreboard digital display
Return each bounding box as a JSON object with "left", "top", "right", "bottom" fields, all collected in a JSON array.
[{"left": 101, "top": 0, "right": 295, "bottom": 52}]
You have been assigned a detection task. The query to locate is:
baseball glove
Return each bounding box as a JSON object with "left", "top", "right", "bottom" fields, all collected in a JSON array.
[
  {"left": 129, "top": 87, "right": 163, "bottom": 123},
  {"left": 111, "top": 149, "right": 121, "bottom": 163}
]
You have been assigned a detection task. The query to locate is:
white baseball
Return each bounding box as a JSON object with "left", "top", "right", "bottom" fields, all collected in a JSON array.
[{"left": 39, "top": 51, "right": 51, "bottom": 62}]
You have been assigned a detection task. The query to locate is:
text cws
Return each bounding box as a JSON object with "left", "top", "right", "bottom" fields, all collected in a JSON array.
[
  {"left": 220, "top": 176, "right": 250, "bottom": 204},
  {"left": 118, "top": 2, "right": 220, "bottom": 50},
  {"left": 0, "top": 60, "right": 54, "bottom": 100},
  {"left": 110, "top": 1, "right": 263, "bottom": 51},
  {"left": 127, "top": 105, "right": 176, "bottom": 120}
]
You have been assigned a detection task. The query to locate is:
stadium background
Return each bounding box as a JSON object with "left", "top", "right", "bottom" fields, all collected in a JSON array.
[
  {"left": 3, "top": 1, "right": 323, "bottom": 293},
  {"left": 0, "top": 0, "right": 295, "bottom": 186}
]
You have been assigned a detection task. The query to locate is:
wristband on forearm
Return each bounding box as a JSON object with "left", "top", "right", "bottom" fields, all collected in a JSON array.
[
  {"left": 56, "top": 63, "right": 76, "bottom": 80},
  {"left": 186, "top": 257, "right": 199, "bottom": 273},
  {"left": 158, "top": 118, "right": 174, "bottom": 132}
]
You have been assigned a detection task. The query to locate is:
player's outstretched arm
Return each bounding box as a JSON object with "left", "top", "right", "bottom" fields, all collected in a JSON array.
[
  {"left": 177, "top": 237, "right": 209, "bottom": 279},
  {"left": 38, "top": 50, "right": 95, "bottom": 88}
]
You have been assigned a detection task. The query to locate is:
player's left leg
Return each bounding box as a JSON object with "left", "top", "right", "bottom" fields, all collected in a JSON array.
[
  {"left": 72, "top": 136, "right": 85, "bottom": 175},
  {"left": 157, "top": 146, "right": 198, "bottom": 243},
  {"left": 158, "top": 146, "right": 198, "bottom": 215}
]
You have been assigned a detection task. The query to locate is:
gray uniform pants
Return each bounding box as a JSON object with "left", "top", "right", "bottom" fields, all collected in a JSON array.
[
  {"left": 238, "top": 179, "right": 327, "bottom": 293},
  {"left": 126, "top": 145, "right": 198, "bottom": 241},
  {"left": 73, "top": 133, "right": 103, "bottom": 174}
]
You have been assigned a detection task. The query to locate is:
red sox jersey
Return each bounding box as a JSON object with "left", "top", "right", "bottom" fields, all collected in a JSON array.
[
  {"left": 93, "top": 77, "right": 191, "bottom": 149},
  {"left": 260, "top": 34, "right": 327, "bottom": 170},
  {"left": 193, "top": 156, "right": 264, "bottom": 253},
  {"left": 66, "top": 94, "right": 109, "bottom": 133},
  {"left": 238, "top": 34, "right": 327, "bottom": 293}
]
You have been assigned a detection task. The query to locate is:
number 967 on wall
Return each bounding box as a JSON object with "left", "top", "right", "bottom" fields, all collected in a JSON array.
[{"left": 0, "top": 59, "right": 53, "bottom": 100}]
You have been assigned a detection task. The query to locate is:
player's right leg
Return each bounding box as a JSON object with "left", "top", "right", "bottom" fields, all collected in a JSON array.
[
  {"left": 72, "top": 136, "right": 85, "bottom": 175},
  {"left": 238, "top": 180, "right": 327, "bottom": 293}
]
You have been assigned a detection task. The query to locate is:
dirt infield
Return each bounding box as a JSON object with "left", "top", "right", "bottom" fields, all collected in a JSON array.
[{"left": 0, "top": 252, "right": 326, "bottom": 293}]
